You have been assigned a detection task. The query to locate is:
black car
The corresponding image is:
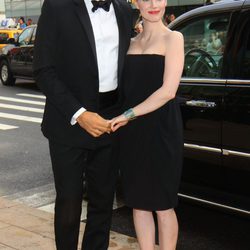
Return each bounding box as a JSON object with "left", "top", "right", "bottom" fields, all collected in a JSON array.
[
  {"left": 0, "top": 25, "right": 36, "bottom": 86},
  {"left": 1, "top": 1, "right": 249, "bottom": 214},
  {"left": 169, "top": 0, "right": 250, "bottom": 214}
]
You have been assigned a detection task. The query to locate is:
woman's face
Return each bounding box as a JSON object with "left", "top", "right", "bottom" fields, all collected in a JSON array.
[{"left": 135, "top": 0, "right": 167, "bottom": 23}]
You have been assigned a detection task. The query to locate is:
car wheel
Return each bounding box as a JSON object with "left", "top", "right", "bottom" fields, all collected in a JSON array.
[{"left": 0, "top": 60, "right": 16, "bottom": 86}]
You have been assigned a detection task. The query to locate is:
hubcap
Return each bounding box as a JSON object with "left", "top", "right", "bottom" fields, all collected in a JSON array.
[{"left": 1, "top": 65, "right": 8, "bottom": 82}]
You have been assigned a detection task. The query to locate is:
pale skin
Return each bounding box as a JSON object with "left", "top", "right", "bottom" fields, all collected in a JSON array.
[
  {"left": 111, "top": 2, "right": 184, "bottom": 132},
  {"left": 111, "top": 0, "right": 184, "bottom": 249}
]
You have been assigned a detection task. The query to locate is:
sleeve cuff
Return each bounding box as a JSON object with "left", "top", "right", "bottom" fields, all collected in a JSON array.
[{"left": 71, "top": 107, "right": 86, "bottom": 125}]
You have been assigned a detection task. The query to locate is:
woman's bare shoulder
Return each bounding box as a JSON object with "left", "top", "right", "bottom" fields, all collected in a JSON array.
[
  {"left": 164, "top": 29, "right": 184, "bottom": 44},
  {"left": 162, "top": 30, "right": 184, "bottom": 56}
]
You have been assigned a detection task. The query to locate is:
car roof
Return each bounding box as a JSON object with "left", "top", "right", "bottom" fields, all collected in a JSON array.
[
  {"left": 169, "top": 0, "right": 245, "bottom": 29},
  {"left": 0, "top": 29, "right": 21, "bottom": 33},
  {"left": 0, "top": 28, "right": 20, "bottom": 31}
]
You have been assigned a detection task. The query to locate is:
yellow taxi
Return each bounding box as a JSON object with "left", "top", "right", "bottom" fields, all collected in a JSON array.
[{"left": 0, "top": 28, "right": 22, "bottom": 49}]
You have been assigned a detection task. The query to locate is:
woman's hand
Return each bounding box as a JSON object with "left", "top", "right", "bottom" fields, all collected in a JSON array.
[{"left": 111, "top": 115, "right": 129, "bottom": 132}]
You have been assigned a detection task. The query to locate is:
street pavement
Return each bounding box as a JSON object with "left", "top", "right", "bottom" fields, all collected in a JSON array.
[{"left": 0, "top": 81, "right": 249, "bottom": 249}]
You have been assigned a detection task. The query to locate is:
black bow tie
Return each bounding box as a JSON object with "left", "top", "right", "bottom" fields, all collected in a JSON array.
[{"left": 91, "top": 0, "right": 112, "bottom": 12}]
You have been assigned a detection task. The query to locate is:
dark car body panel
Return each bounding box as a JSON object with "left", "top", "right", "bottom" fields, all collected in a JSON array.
[
  {"left": 169, "top": 0, "right": 250, "bottom": 213},
  {"left": 0, "top": 25, "right": 36, "bottom": 81}
]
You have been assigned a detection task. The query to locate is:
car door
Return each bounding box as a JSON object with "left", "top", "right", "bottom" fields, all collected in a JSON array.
[
  {"left": 9, "top": 27, "right": 34, "bottom": 77},
  {"left": 23, "top": 27, "right": 36, "bottom": 77},
  {"left": 173, "top": 13, "right": 232, "bottom": 196},
  {"left": 222, "top": 7, "right": 250, "bottom": 210}
]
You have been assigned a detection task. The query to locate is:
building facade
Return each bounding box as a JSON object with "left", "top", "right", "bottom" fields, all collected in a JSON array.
[
  {"left": 0, "top": 0, "right": 5, "bottom": 20},
  {"left": 3, "top": 0, "right": 217, "bottom": 23},
  {"left": 4, "top": 0, "right": 43, "bottom": 23}
]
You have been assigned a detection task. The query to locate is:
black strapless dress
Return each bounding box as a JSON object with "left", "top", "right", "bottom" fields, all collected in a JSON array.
[{"left": 118, "top": 54, "right": 183, "bottom": 211}]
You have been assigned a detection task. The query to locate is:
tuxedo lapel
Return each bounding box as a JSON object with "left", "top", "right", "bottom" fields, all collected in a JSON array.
[
  {"left": 72, "top": 0, "right": 129, "bottom": 84},
  {"left": 73, "top": 0, "right": 98, "bottom": 66},
  {"left": 112, "top": 0, "right": 128, "bottom": 84}
]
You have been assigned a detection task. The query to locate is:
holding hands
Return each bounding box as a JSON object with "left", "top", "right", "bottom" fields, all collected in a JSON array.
[
  {"left": 111, "top": 108, "right": 136, "bottom": 132},
  {"left": 77, "top": 111, "right": 112, "bottom": 137},
  {"left": 110, "top": 114, "right": 129, "bottom": 132},
  {"left": 77, "top": 109, "right": 135, "bottom": 137}
]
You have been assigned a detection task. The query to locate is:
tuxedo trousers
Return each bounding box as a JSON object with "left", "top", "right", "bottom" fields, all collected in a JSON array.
[
  {"left": 48, "top": 90, "right": 119, "bottom": 250},
  {"left": 49, "top": 139, "right": 118, "bottom": 250}
]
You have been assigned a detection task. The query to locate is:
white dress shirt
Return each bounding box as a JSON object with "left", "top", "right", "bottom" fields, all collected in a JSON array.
[{"left": 71, "top": 0, "right": 119, "bottom": 125}]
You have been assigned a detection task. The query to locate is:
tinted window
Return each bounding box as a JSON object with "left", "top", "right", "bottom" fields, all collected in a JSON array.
[
  {"left": 243, "top": 36, "right": 250, "bottom": 79},
  {"left": 177, "top": 14, "right": 230, "bottom": 78},
  {"left": 0, "top": 33, "right": 9, "bottom": 44},
  {"left": 239, "top": 11, "right": 250, "bottom": 79},
  {"left": 18, "top": 28, "right": 33, "bottom": 46}
]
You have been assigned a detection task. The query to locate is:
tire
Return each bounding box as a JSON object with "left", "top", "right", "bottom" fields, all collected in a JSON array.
[{"left": 0, "top": 60, "right": 16, "bottom": 86}]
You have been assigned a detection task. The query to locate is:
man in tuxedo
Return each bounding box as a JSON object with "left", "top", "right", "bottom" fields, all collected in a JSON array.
[{"left": 33, "top": 0, "right": 132, "bottom": 249}]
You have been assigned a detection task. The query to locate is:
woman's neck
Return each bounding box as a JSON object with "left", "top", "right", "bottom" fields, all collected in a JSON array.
[{"left": 140, "top": 19, "right": 167, "bottom": 40}]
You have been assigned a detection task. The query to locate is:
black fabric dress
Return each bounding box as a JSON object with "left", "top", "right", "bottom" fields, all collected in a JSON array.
[{"left": 118, "top": 54, "right": 183, "bottom": 211}]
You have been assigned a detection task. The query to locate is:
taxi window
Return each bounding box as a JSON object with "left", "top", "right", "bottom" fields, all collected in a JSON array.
[
  {"left": 177, "top": 14, "right": 230, "bottom": 79},
  {"left": 0, "top": 33, "right": 9, "bottom": 44}
]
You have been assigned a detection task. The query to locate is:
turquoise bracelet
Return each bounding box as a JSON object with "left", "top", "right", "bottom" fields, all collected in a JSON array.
[{"left": 123, "top": 108, "right": 136, "bottom": 120}]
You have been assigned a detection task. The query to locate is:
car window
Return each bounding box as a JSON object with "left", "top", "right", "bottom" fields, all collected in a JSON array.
[
  {"left": 0, "top": 33, "right": 9, "bottom": 44},
  {"left": 18, "top": 27, "right": 33, "bottom": 46},
  {"left": 177, "top": 14, "right": 230, "bottom": 78},
  {"left": 242, "top": 33, "right": 250, "bottom": 79},
  {"left": 30, "top": 27, "right": 36, "bottom": 45},
  {"left": 239, "top": 11, "right": 250, "bottom": 79}
]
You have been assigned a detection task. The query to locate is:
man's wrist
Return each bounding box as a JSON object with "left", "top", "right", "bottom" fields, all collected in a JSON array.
[{"left": 71, "top": 107, "right": 86, "bottom": 125}]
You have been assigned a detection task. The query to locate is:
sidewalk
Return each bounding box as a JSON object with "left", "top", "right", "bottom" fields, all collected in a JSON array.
[{"left": 0, "top": 197, "right": 139, "bottom": 250}]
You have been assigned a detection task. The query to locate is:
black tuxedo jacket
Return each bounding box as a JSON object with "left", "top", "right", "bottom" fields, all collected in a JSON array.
[{"left": 33, "top": 0, "right": 133, "bottom": 148}]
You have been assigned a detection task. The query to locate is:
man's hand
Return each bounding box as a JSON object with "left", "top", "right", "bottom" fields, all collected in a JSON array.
[{"left": 76, "top": 111, "right": 111, "bottom": 137}]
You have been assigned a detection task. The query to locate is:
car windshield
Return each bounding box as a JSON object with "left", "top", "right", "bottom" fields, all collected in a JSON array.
[{"left": 0, "top": 33, "right": 9, "bottom": 44}]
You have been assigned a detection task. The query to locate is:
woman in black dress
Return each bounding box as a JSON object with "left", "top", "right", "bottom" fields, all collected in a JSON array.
[{"left": 111, "top": 0, "right": 184, "bottom": 249}]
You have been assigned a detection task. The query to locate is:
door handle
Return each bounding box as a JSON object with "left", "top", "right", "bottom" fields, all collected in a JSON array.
[{"left": 186, "top": 100, "right": 217, "bottom": 108}]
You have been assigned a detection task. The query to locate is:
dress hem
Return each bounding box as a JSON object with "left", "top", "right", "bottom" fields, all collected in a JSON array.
[{"left": 124, "top": 200, "right": 178, "bottom": 212}]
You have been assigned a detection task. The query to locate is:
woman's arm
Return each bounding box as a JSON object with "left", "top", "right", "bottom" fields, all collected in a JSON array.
[{"left": 111, "top": 31, "right": 184, "bottom": 131}]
